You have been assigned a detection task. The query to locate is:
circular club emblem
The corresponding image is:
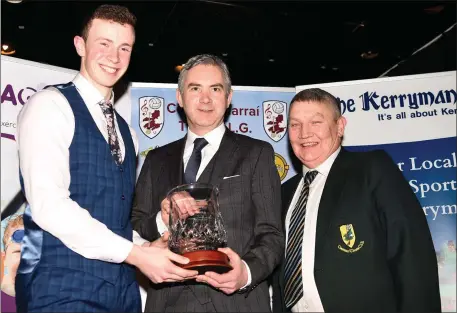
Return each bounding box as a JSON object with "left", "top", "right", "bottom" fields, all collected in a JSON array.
[
  {"left": 149, "top": 97, "right": 162, "bottom": 109},
  {"left": 274, "top": 153, "right": 290, "bottom": 181},
  {"left": 272, "top": 101, "right": 285, "bottom": 114}
]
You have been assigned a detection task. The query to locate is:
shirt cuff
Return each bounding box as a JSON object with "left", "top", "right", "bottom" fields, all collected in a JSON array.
[
  {"left": 156, "top": 211, "right": 169, "bottom": 235},
  {"left": 241, "top": 260, "right": 252, "bottom": 289},
  {"left": 110, "top": 236, "right": 134, "bottom": 263},
  {"left": 132, "top": 230, "right": 149, "bottom": 246}
]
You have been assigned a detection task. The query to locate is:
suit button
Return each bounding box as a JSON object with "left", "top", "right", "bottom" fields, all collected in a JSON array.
[
  {"left": 119, "top": 167, "right": 124, "bottom": 172},
  {"left": 121, "top": 195, "right": 125, "bottom": 200}
]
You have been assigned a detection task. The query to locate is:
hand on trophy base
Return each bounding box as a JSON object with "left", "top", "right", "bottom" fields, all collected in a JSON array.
[
  {"left": 179, "top": 250, "right": 233, "bottom": 275},
  {"left": 195, "top": 247, "right": 249, "bottom": 295}
]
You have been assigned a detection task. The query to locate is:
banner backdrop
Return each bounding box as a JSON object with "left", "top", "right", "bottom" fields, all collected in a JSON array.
[{"left": 131, "top": 83, "right": 296, "bottom": 177}]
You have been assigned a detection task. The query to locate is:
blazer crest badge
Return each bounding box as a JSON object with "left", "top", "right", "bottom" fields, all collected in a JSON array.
[{"left": 338, "top": 224, "right": 364, "bottom": 253}]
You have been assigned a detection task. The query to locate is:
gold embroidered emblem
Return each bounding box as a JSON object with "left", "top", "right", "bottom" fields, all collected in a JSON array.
[
  {"left": 274, "top": 153, "right": 290, "bottom": 181},
  {"left": 338, "top": 224, "right": 364, "bottom": 253}
]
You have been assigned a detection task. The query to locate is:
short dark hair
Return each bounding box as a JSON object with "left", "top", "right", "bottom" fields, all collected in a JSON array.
[
  {"left": 178, "top": 54, "right": 232, "bottom": 98},
  {"left": 80, "top": 4, "right": 137, "bottom": 41},
  {"left": 290, "top": 88, "right": 341, "bottom": 119}
]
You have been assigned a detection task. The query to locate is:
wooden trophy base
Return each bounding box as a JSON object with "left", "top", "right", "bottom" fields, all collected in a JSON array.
[{"left": 180, "top": 250, "right": 232, "bottom": 275}]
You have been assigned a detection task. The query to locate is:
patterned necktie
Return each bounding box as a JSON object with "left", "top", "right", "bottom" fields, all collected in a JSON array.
[
  {"left": 184, "top": 138, "right": 208, "bottom": 184},
  {"left": 99, "top": 100, "right": 122, "bottom": 165},
  {"left": 284, "top": 170, "right": 319, "bottom": 309}
]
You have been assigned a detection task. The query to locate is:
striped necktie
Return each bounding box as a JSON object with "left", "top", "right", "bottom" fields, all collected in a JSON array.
[{"left": 284, "top": 170, "right": 318, "bottom": 309}]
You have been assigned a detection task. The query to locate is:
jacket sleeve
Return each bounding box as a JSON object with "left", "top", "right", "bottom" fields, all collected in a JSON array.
[
  {"left": 242, "top": 142, "right": 285, "bottom": 288},
  {"left": 369, "top": 150, "right": 441, "bottom": 313},
  {"left": 131, "top": 151, "right": 161, "bottom": 242}
]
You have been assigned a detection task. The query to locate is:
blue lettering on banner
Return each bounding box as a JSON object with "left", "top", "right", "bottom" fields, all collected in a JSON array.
[{"left": 361, "top": 89, "right": 456, "bottom": 111}]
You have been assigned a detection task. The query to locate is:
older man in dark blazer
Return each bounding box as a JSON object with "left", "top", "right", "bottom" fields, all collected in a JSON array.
[
  {"left": 131, "top": 54, "right": 284, "bottom": 312},
  {"left": 271, "top": 88, "right": 441, "bottom": 313}
]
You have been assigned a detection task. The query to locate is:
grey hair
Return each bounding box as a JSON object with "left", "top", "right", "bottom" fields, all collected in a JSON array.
[
  {"left": 290, "top": 88, "right": 341, "bottom": 119},
  {"left": 178, "top": 54, "right": 232, "bottom": 98}
]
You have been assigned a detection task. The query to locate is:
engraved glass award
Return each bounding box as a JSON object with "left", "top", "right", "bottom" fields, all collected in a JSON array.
[{"left": 167, "top": 183, "right": 232, "bottom": 274}]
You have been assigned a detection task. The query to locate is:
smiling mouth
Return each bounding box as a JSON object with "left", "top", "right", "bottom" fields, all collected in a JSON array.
[
  {"left": 100, "top": 65, "right": 118, "bottom": 74},
  {"left": 198, "top": 108, "right": 213, "bottom": 112},
  {"left": 301, "top": 142, "right": 318, "bottom": 147}
]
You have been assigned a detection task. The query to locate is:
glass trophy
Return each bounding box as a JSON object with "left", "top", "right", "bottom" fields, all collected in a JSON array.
[{"left": 167, "top": 183, "right": 232, "bottom": 274}]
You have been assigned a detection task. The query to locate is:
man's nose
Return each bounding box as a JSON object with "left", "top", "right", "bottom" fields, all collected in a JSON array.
[
  {"left": 107, "top": 49, "right": 120, "bottom": 64},
  {"left": 199, "top": 91, "right": 211, "bottom": 103}
]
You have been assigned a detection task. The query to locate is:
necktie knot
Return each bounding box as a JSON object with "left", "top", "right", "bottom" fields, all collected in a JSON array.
[
  {"left": 184, "top": 138, "right": 208, "bottom": 184},
  {"left": 304, "top": 170, "right": 318, "bottom": 186},
  {"left": 99, "top": 100, "right": 113, "bottom": 113},
  {"left": 193, "top": 138, "right": 208, "bottom": 152}
]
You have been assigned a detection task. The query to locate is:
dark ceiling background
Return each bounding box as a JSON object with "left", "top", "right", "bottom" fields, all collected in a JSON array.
[{"left": 2, "top": 0, "right": 456, "bottom": 87}]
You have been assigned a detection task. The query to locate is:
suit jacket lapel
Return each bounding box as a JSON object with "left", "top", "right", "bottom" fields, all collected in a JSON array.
[
  {"left": 281, "top": 175, "right": 302, "bottom": 226},
  {"left": 315, "top": 148, "right": 351, "bottom": 258},
  {"left": 165, "top": 137, "right": 186, "bottom": 188},
  {"left": 198, "top": 128, "right": 239, "bottom": 185}
]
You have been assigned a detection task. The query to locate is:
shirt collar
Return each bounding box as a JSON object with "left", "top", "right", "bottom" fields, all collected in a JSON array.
[
  {"left": 302, "top": 146, "right": 341, "bottom": 178},
  {"left": 72, "top": 73, "right": 114, "bottom": 108},
  {"left": 186, "top": 123, "right": 226, "bottom": 150}
]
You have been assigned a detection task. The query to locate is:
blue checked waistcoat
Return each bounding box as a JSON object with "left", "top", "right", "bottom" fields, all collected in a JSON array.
[{"left": 18, "top": 83, "right": 137, "bottom": 284}]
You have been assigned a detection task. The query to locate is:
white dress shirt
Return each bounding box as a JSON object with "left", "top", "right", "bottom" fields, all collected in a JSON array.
[
  {"left": 17, "top": 73, "right": 147, "bottom": 264},
  {"left": 155, "top": 122, "right": 252, "bottom": 286},
  {"left": 284, "top": 147, "right": 341, "bottom": 312}
]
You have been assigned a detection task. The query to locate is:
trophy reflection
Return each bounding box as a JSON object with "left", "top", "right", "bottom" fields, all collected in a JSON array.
[{"left": 167, "top": 183, "right": 232, "bottom": 274}]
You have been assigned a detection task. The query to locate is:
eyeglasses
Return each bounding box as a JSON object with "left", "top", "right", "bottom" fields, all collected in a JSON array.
[{"left": 4, "top": 229, "right": 24, "bottom": 251}]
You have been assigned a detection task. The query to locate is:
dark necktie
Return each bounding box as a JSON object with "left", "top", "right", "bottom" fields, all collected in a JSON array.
[
  {"left": 99, "top": 100, "right": 122, "bottom": 165},
  {"left": 184, "top": 138, "right": 208, "bottom": 184},
  {"left": 284, "top": 170, "right": 319, "bottom": 309}
]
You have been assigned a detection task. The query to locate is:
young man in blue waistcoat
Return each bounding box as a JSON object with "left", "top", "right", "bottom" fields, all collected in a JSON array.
[{"left": 15, "top": 4, "right": 197, "bottom": 312}]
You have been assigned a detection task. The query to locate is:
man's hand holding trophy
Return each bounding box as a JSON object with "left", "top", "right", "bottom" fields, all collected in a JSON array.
[
  {"left": 127, "top": 231, "right": 198, "bottom": 284},
  {"left": 151, "top": 183, "right": 248, "bottom": 294}
]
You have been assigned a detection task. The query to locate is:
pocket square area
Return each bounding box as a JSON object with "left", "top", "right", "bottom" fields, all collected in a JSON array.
[{"left": 223, "top": 175, "right": 240, "bottom": 180}]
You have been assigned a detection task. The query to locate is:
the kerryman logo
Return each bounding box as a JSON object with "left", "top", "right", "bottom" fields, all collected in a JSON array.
[{"left": 1, "top": 83, "right": 51, "bottom": 106}]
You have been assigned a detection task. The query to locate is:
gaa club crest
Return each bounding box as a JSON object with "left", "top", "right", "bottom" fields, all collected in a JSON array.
[
  {"left": 338, "top": 224, "right": 365, "bottom": 253},
  {"left": 139, "top": 96, "right": 164, "bottom": 139},
  {"left": 263, "top": 100, "right": 287, "bottom": 142}
]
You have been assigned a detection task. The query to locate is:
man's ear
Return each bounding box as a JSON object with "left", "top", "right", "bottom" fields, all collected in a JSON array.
[
  {"left": 337, "top": 116, "right": 347, "bottom": 138},
  {"left": 74, "top": 36, "right": 86, "bottom": 57},
  {"left": 176, "top": 89, "right": 183, "bottom": 108},
  {"left": 226, "top": 89, "right": 233, "bottom": 108}
]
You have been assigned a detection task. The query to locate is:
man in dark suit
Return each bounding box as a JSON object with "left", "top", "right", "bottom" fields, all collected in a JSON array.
[
  {"left": 271, "top": 88, "right": 441, "bottom": 313},
  {"left": 132, "top": 54, "right": 284, "bottom": 312}
]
